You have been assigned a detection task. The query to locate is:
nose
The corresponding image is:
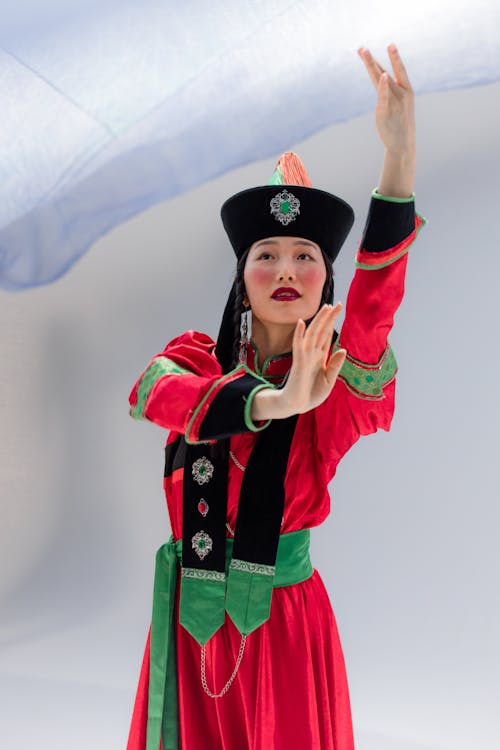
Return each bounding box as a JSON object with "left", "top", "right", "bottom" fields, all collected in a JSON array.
[{"left": 277, "top": 262, "right": 296, "bottom": 281}]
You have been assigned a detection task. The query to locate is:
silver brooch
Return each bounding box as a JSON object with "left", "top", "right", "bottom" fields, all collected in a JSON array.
[
  {"left": 192, "top": 530, "right": 213, "bottom": 560},
  {"left": 192, "top": 456, "right": 214, "bottom": 485},
  {"left": 270, "top": 189, "right": 300, "bottom": 225}
]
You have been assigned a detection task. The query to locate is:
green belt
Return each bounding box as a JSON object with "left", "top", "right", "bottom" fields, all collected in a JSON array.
[{"left": 146, "top": 528, "right": 314, "bottom": 750}]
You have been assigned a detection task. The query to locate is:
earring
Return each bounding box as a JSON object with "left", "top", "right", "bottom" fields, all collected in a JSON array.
[{"left": 238, "top": 301, "right": 251, "bottom": 365}]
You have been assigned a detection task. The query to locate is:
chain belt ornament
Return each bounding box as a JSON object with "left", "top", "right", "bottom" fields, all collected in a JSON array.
[{"left": 201, "top": 632, "right": 248, "bottom": 698}]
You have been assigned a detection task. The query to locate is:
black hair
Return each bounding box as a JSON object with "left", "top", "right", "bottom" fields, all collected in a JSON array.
[{"left": 230, "top": 246, "right": 335, "bottom": 370}]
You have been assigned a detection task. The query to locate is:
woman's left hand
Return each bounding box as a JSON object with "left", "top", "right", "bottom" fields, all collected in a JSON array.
[{"left": 358, "top": 43, "right": 416, "bottom": 154}]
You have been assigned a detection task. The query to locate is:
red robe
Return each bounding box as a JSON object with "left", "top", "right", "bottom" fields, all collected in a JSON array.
[{"left": 126, "top": 199, "right": 426, "bottom": 750}]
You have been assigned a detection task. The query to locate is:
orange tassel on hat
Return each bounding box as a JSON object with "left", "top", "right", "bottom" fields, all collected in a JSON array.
[{"left": 268, "top": 151, "right": 313, "bottom": 187}]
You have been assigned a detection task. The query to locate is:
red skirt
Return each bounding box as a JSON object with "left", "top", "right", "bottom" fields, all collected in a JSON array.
[{"left": 127, "top": 567, "right": 355, "bottom": 750}]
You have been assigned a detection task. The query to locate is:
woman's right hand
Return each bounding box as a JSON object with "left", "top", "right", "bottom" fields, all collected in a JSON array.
[{"left": 280, "top": 302, "right": 346, "bottom": 414}]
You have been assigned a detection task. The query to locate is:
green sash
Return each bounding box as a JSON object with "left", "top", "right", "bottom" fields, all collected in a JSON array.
[{"left": 146, "top": 528, "right": 314, "bottom": 750}]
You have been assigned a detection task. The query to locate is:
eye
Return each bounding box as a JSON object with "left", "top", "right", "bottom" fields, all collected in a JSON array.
[{"left": 256, "top": 251, "right": 313, "bottom": 260}]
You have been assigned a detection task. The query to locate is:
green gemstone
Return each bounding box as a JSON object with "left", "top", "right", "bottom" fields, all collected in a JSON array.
[
  {"left": 354, "top": 377, "right": 360, "bottom": 385},
  {"left": 199, "top": 540, "right": 205, "bottom": 548},
  {"left": 280, "top": 200, "right": 290, "bottom": 214},
  {"left": 366, "top": 375, "right": 374, "bottom": 382}
]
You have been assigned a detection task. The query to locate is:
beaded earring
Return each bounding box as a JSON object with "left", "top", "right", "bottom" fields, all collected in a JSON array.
[{"left": 238, "top": 301, "right": 251, "bottom": 365}]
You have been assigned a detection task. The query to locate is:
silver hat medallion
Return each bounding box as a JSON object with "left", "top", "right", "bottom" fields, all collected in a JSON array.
[{"left": 270, "top": 189, "right": 300, "bottom": 225}]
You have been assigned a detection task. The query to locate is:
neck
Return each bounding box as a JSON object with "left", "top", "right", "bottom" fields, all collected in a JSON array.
[{"left": 250, "top": 316, "right": 294, "bottom": 363}]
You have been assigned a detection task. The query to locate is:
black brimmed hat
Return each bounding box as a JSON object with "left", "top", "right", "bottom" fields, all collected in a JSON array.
[{"left": 221, "top": 184, "right": 354, "bottom": 263}]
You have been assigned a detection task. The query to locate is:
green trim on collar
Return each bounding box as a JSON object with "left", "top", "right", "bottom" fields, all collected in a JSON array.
[
  {"left": 372, "top": 187, "right": 416, "bottom": 203},
  {"left": 130, "top": 356, "right": 192, "bottom": 419},
  {"left": 250, "top": 338, "right": 292, "bottom": 376}
]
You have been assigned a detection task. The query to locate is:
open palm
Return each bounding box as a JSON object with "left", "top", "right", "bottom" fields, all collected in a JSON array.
[{"left": 358, "top": 43, "right": 416, "bottom": 154}]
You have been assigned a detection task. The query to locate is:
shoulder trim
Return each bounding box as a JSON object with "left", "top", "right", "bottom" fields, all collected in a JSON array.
[
  {"left": 334, "top": 340, "right": 398, "bottom": 400},
  {"left": 130, "top": 356, "right": 192, "bottom": 420}
]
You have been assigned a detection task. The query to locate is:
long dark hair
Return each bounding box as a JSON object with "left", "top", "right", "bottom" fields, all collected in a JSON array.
[{"left": 230, "top": 247, "right": 335, "bottom": 370}]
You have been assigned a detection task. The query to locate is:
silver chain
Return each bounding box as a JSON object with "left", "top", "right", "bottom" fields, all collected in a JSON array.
[
  {"left": 201, "top": 633, "right": 247, "bottom": 698},
  {"left": 229, "top": 449, "right": 246, "bottom": 471},
  {"left": 226, "top": 451, "right": 244, "bottom": 537},
  {"left": 227, "top": 450, "right": 244, "bottom": 536}
]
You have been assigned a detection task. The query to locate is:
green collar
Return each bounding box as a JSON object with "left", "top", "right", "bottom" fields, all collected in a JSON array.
[{"left": 248, "top": 338, "right": 292, "bottom": 378}]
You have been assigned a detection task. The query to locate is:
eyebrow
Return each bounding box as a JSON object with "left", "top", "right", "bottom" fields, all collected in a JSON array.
[{"left": 253, "top": 239, "right": 319, "bottom": 250}]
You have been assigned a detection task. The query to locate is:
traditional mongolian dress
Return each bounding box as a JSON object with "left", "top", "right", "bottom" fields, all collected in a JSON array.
[{"left": 125, "top": 156, "right": 427, "bottom": 749}]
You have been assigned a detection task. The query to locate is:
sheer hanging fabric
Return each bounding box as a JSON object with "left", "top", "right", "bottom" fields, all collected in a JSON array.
[{"left": 1, "top": 0, "right": 499, "bottom": 289}]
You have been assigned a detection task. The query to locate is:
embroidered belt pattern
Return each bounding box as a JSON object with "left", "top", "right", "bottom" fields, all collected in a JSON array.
[
  {"left": 229, "top": 558, "right": 276, "bottom": 575},
  {"left": 181, "top": 567, "right": 225, "bottom": 581}
]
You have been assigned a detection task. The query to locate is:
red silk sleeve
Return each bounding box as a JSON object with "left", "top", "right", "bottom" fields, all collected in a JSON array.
[
  {"left": 128, "top": 330, "right": 276, "bottom": 443},
  {"left": 313, "top": 208, "right": 427, "bottom": 478}
]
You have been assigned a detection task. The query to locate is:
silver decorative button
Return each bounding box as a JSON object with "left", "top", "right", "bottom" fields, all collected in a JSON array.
[
  {"left": 192, "top": 456, "right": 214, "bottom": 485},
  {"left": 192, "top": 530, "right": 213, "bottom": 560}
]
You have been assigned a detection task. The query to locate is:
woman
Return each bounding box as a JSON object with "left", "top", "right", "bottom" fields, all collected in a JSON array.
[{"left": 126, "top": 44, "right": 427, "bottom": 750}]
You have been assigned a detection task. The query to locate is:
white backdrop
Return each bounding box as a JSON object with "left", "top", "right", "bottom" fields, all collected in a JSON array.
[{"left": 1, "top": 80, "right": 500, "bottom": 749}]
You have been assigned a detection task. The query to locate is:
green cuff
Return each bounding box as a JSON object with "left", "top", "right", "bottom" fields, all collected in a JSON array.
[
  {"left": 243, "top": 383, "right": 275, "bottom": 432},
  {"left": 372, "top": 187, "right": 415, "bottom": 203}
]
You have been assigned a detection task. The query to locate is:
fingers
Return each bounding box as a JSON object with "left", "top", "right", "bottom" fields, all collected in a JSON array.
[
  {"left": 326, "top": 348, "right": 347, "bottom": 384},
  {"left": 316, "top": 303, "right": 342, "bottom": 350},
  {"left": 293, "top": 317, "right": 305, "bottom": 349},
  {"left": 302, "top": 302, "right": 342, "bottom": 352},
  {"left": 293, "top": 302, "right": 342, "bottom": 356},
  {"left": 387, "top": 43, "right": 412, "bottom": 90},
  {"left": 358, "top": 44, "right": 411, "bottom": 96},
  {"left": 358, "top": 47, "right": 387, "bottom": 89}
]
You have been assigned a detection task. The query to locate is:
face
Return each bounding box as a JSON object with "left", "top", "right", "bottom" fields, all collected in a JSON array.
[{"left": 243, "top": 235, "right": 327, "bottom": 328}]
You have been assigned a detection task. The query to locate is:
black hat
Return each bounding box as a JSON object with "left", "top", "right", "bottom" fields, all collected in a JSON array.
[
  {"left": 215, "top": 152, "right": 355, "bottom": 372},
  {"left": 221, "top": 185, "right": 354, "bottom": 263}
]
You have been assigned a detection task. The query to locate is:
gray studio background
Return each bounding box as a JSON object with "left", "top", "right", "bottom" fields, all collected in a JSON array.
[{"left": 1, "top": 80, "right": 499, "bottom": 749}]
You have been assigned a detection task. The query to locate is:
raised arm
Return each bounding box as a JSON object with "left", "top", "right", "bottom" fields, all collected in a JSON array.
[
  {"left": 311, "top": 189, "right": 426, "bottom": 478},
  {"left": 339, "top": 189, "right": 426, "bottom": 362},
  {"left": 311, "top": 44, "right": 428, "bottom": 475}
]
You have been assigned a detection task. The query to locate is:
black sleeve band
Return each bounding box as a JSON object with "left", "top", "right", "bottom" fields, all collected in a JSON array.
[
  {"left": 360, "top": 196, "right": 415, "bottom": 252},
  {"left": 198, "top": 373, "right": 270, "bottom": 440}
]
